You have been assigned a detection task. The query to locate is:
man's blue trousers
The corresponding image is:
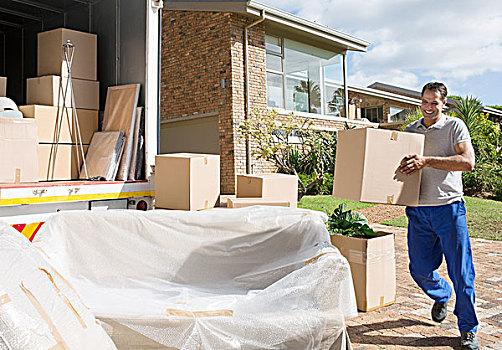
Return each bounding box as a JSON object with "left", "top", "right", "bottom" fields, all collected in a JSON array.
[{"left": 406, "top": 201, "right": 478, "bottom": 332}]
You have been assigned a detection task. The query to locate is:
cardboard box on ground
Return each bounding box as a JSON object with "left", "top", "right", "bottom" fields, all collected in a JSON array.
[
  {"left": 236, "top": 173, "right": 298, "bottom": 208},
  {"left": 0, "top": 117, "right": 38, "bottom": 183},
  {"left": 227, "top": 198, "right": 290, "bottom": 208},
  {"left": 333, "top": 127, "right": 425, "bottom": 206},
  {"left": 155, "top": 153, "right": 220, "bottom": 211},
  {"left": 330, "top": 231, "right": 396, "bottom": 312}
]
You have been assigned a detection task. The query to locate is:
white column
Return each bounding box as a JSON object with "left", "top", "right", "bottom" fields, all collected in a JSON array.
[{"left": 145, "top": 0, "right": 162, "bottom": 177}]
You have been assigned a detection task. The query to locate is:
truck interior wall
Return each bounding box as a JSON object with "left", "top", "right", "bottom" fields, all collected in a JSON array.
[
  {"left": 91, "top": 0, "right": 146, "bottom": 109},
  {"left": 2, "top": 0, "right": 146, "bottom": 110}
]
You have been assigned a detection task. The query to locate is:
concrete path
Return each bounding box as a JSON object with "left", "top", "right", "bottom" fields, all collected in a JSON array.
[{"left": 346, "top": 224, "right": 502, "bottom": 350}]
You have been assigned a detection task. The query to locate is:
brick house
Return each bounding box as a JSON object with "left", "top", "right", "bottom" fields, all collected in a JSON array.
[
  {"left": 159, "top": 1, "right": 371, "bottom": 194},
  {"left": 347, "top": 84, "right": 421, "bottom": 126}
]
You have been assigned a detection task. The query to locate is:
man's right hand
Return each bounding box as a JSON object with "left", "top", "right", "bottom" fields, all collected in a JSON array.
[{"left": 399, "top": 154, "right": 427, "bottom": 175}]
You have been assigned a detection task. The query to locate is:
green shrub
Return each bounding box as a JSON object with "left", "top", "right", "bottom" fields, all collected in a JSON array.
[{"left": 327, "top": 203, "right": 376, "bottom": 238}]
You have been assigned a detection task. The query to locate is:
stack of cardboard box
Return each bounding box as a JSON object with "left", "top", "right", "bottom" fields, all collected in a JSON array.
[
  {"left": 19, "top": 28, "right": 99, "bottom": 181},
  {"left": 331, "top": 127, "right": 425, "bottom": 311},
  {"left": 230, "top": 173, "right": 299, "bottom": 208}
]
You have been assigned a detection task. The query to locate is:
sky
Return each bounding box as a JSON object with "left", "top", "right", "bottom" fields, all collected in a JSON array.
[{"left": 260, "top": 0, "right": 502, "bottom": 106}]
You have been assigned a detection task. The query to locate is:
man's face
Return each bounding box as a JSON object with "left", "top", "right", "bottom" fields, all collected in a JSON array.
[{"left": 421, "top": 89, "right": 446, "bottom": 123}]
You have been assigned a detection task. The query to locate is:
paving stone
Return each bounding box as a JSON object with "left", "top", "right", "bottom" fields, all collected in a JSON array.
[{"left": 346, "top": 227, "right": 502, "bottom": 350}]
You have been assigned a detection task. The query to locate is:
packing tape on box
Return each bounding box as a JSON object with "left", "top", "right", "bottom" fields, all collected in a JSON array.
[
  {"left": 39, "top": 267, "right": 87, "bottom": 328},
  {"left": 20, "top": 282, "right": 70, "bottom": 350},
  {"left": 0, "top": 293, "right": 11, "bottom": 306},
  {"left": 347, "top": 249, "right": 395, "bottom": 264},
  {"left": 390, "top": 131, "right": 398, "bottom": 141},
  {"left": 15, "top": 168, "right": 21, "bottom": 184},
  {"left": 166, "top": 308, "right": 234, "bottom": 318}
]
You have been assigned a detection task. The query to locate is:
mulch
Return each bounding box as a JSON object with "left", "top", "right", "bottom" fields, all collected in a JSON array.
[{"left": 356, "top": 204, "right": 406, "bottom": 224}]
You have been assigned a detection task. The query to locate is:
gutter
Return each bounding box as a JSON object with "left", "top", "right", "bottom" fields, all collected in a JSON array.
[{"left": 243, "top": 9, "right": 265, "bottom": 174}]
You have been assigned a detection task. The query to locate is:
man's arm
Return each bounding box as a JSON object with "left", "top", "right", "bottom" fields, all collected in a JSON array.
[{"left": 399, "top": 141, "right": 475, "bottom": 175}]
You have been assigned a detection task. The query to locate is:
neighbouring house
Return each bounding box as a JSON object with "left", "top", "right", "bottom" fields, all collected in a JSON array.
[
  {"left": 368, "top": 82, "right": 502, "bottom": 125},
  {"left": 347, "top": 84, "right": 421, "bottom": 126},
  {"left": 159, "top": 1, "right": 372, "bottom": 194}
]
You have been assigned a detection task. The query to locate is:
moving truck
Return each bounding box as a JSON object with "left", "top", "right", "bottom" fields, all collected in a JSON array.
[{"left": 0, "top": 0, "right": 164, "bottom": 226}]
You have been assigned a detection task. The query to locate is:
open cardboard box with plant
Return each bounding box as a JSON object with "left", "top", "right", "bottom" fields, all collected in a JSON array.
[{"left": 328, "top": 203, "right": 396, "bottom": 312}]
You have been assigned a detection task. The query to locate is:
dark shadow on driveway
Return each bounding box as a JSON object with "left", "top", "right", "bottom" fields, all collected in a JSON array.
[{"left": 348, "top": 318, "right": 459, "bottom": 349}]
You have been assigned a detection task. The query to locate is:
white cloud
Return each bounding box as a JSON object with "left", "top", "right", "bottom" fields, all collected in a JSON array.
[{"left": 262, "top": 0, "right": 502, "bottom": 99}]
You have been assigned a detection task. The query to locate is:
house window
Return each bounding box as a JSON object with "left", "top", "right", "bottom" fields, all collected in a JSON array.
[
  {"left": 362, "top": 106, "right": 384, "bottom": 122},
  {"left": 389, "top": 106, "right": 410, "bottom": 122},
  {"left": 265, "top": 35, "right": 345, "bottom": 117}
]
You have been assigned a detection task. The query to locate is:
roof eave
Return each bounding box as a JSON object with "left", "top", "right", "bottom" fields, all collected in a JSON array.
[
  {"left": 246, "top": 1, "right": 369, "bottom": 52},
  {"left": 162, "top": 1, "right": 370, "bottom": 52}
]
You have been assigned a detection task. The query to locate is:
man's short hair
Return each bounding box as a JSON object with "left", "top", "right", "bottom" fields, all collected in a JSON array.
[{"left": 421, "top": 82, "right": 448, "bottom": 101}]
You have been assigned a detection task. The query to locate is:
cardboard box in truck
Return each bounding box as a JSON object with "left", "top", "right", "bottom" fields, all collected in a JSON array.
[
  {"left": 38, "top": 28, "right": 97, "bottom": 81},
  {"left": 0, "top": 117, "right": 38, "bottom": 183},
  {"left": 19, "top": 105, "right": 98, "bottom": 144},
  {"left": 26, "top": 76, "right": 99, "bottom": 110}
]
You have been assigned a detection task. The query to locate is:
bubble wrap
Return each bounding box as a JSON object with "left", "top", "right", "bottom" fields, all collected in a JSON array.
[
  {"left": 34, "top": 206, "right": 358, "bottom": 349},
  {"left": 0, "top": 222, "right": 117, "bottom": 350}
]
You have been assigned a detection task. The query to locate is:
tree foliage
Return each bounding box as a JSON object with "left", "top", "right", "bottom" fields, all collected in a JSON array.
[{"left": 239, "top": 109, "right": 337, "bottom": 198}]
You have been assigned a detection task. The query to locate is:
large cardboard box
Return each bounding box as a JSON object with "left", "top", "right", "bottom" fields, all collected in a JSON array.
[
  {"left": 155, "top": 153, "right": 220, "bottom": 210},
  {"left": 19, "top": 105, "right": 98, "bottom": 144},
  {"left": 227, "top": 197, "right": 290, "bottom": 208},
  {"left": 333, "top": 128, "right": 425, "bottom": 206},
  {"left": 38, "top": 144, "right": 88, "bottom": 181},
  {"left": 0, "top": 77, "right": 6, "bottom": 96},
  {"left": 236, "top": 173, "right": 298, "bottom": 208},
  {"left": 26, "top": 76, "right": 99, "bottom": 110},
  {"left": 0, "top": 117, "right": 38, "bottom": 183},
  {"left": 331, "top": 232, "right": 396, "bottom": 312},
  {"left": 38, "top": 28, "right": 97, "bottom": 81}
]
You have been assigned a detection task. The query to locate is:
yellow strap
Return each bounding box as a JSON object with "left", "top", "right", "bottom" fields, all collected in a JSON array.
[
  {"left": 166, "top": 308, "right": 234, "bottom": 318},
  {"left": 305, "top": 251, "right": 339, "bottom": 265},
  {"left": 39, "top": 268, "right": 87, "bottom": 329},
  {"left": 20, "top": 282, "right": 70, "bottom": 350},
  {"left": 0, "top": 293, "right": 11, "bottom": 306}
]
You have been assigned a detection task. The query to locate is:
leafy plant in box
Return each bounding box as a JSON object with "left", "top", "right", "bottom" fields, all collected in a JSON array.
[{"left": 327, "top": 203, "right": 376, "bottom": 238}]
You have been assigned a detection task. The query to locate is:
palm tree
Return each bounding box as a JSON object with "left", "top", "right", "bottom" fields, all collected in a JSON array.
[{"left": 453, "top": 96, "right": 483, "bottom": 137}]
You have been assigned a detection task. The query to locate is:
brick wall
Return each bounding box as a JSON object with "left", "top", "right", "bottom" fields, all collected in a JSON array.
[
  {"left": 349, "top": 91, "right": 417, "bottom": 122},
  {"left": 161, "top": 11, "right": 266, "bottom": 194}
]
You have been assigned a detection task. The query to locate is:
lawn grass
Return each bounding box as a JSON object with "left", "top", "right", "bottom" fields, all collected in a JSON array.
[
  {"left": 300, "top": 195, "right": 501, "bottom": 241},
  {"left": 298, "top": 195, "right": 377, "bottom": 214},
  {"left": 379, "top": 196, "right": 502, "bottom": 241}
]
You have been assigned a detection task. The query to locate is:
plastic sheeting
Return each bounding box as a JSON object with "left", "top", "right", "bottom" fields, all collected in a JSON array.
[
  {"left": 0, "top": 222, "right": 117, "bottom": 350},
  {"left": 34, "top": 207, "right": 358, "bottom": 349}
]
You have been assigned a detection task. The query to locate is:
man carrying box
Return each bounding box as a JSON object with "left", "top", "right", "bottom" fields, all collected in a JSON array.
[{"left": 399, "top": 82, "right": 479, "bottom": 350}]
